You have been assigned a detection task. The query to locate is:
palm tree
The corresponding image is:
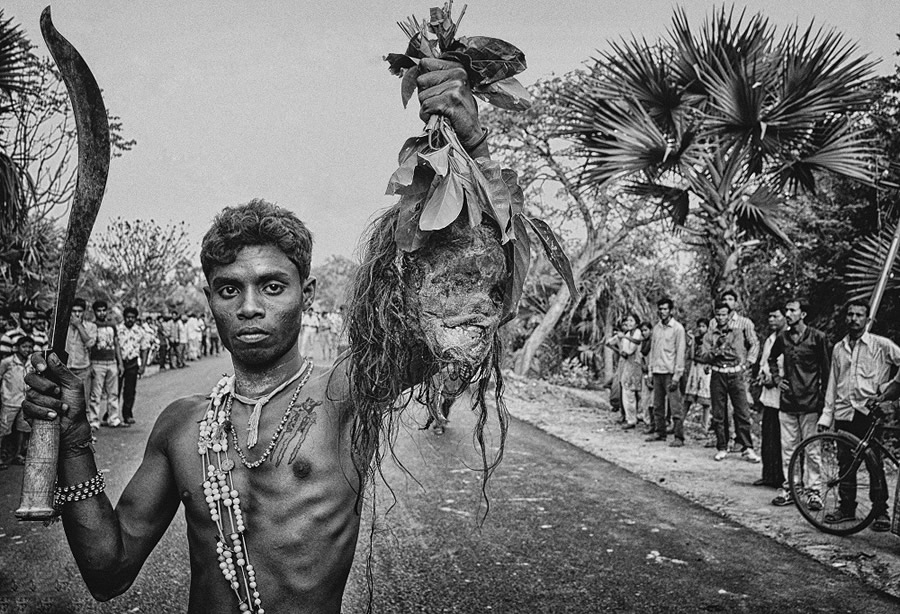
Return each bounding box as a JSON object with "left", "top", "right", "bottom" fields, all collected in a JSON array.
[
  {"left": 0, "top": 10, "right": 34, "bottom": 305},
  {"left": 560, "top": 6, "right": 877, "bottom": 294}
]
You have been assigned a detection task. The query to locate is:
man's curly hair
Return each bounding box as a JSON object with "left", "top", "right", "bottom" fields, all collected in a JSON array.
[{"left": 200, "top": 199, "right": 313, "bottom": 280}]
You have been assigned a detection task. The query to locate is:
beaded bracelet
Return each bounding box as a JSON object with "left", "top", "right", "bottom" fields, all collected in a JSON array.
[{"left": 53, "top": 472, "right": 106, "bottom": 511}]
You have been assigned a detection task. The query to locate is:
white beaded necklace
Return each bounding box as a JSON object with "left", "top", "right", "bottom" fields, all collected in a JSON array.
[{"left": 197, "top": 358, "right": 312, "bottom": 614}]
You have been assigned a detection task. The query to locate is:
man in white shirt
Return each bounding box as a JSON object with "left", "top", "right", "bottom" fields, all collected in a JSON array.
[
  {"left": 646, "top": 297, "right": 687, "bottom": 446},
  {"left": 819, "top": 300, "right": 900, "bottom": 532}
]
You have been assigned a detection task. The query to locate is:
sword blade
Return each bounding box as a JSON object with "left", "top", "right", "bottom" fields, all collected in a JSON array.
[{"left": 41, "top": 6, "right": 111, "bottom": 354}]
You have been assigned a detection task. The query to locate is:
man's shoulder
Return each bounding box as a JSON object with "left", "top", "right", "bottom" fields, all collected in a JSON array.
[{"left": 155, "top": 394, "right": 210, "bottom": 431}]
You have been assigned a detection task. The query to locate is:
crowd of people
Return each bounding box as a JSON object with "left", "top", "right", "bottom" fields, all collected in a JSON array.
[
  {"left": 0, "top": 300, "right": 224, "bottom": 469},
  {"left": 605, "top": 290, "right": 899, "bottom": 532}
]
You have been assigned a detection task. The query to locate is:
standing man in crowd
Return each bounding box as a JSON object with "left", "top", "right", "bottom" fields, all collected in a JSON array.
[
  {"left": 0, "top": 304, "right": 49, "bottom": 359},
  {"left": 66, "top": 298, "right": 96, "bottom": 408},
  {"left": 89, "top": 300, "right": 125, "bottom": 430},
  {"left": 0, "top": 336, "right": 34, "bottom": 468},
  {"left": 174, "top": 311, "right": 189, "bottom": 368},
  {"left": 646, "top": 297, "right": 687, "bottom": 447},
  {"left": 769, "top": 299, "right": 830, "bottom": 509},
  {"left": 754, "top": 304, "right": 787, "bottom": 487},
  {"left": 117, "top": 307, "right": 151, "bottom": 425},
  {"left": 701, "top": 298, "right": 761, "bottom": 463},
  {"left": 818, "top": 300, "right": 900, "bottom": 531},
  {"left": 207, "top": 314, "right": 221, "bottom": 356}
]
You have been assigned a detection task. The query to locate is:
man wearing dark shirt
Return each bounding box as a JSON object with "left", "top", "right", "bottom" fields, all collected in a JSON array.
[{"left": 768, "top": 299, "right": 830, "bottom": 509}]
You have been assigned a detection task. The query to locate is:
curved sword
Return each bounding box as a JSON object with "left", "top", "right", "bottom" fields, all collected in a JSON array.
[{"left": 17, "top": 6, "right": 111, "bottom": 521}]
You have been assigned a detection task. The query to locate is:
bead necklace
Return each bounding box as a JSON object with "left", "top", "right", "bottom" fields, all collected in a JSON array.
[
  {"left": 226, "top": 361, "right": 312, "bottom": 469},
  {"left": 197, "top": 358, "right": 312, "bottom": 614}
]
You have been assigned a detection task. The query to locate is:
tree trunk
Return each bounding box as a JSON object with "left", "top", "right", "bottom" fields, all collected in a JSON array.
[
  {"left": 513, "top": 284, "right": 571, "bottom": 376},
  {"left": 602, "top": 315, "right": 615, "bottom": 384}
]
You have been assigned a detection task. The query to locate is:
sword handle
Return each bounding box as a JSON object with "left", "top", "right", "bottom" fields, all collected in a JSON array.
[
  {"left": 15, "top": 349, "right": 69, "bottom": 521},
  {"left": 15, "top": 419, "right": 59, "bottom": 521}
]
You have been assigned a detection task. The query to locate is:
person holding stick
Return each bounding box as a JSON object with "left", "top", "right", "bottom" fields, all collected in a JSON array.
[{"left": 23, "top": 60, "right": 499, "bottom": 614}]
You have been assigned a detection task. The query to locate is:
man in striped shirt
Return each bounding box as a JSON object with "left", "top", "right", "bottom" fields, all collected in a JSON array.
[{"left": 0, "top": 304, "right": 49, "bottom": 360}]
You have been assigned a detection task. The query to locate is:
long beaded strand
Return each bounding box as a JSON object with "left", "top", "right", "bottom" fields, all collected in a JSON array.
[{"left": 199, "top": 376, "right": 263, "bottom": 613}]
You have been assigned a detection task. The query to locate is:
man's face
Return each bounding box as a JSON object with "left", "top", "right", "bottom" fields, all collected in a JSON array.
[
  {"left": 18, "top": 310, "right": 36, "bottom": 333},
  {"left": 784, "top": 302, "right": 804, "bottom": 326},
  {"left": 94, "top": 306, "right": 108, "bottom": 322},
  {"left": 846, "top": 305, "right": 867, "bottom": 333},
  {"left": 124, "top": 312, "right": 137, "bottom": 328},
  {"left": 657, "top": 303, "right": 671, "bottom": 321},
  {"left": 767, "top": 310, "right": 785, "bottom": 332},
  {"left": 16, "top": 341, "right": 34, "bottom": 360},
  {"left": 71, "top": 306, "right": 84, "bottom": 322},
  {"left": 723, "top": 294, "right": 738, "bottom": 311},
  {"left": 205, "top": 244, "right": 314, "bottom": 368},
  {"left": 714, "top": 307, "right": 730, "bottom": 328}
]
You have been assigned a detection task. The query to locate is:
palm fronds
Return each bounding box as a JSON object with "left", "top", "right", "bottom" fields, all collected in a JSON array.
[{"left": 844, "top": 227, "right": 900, "bottom": 302}]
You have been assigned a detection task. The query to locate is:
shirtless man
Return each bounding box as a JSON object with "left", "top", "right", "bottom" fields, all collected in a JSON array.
[{"left": 23, "top": 58, "right": 490, "bottom": 614}]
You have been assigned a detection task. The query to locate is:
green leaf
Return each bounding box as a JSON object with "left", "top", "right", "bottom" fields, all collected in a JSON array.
[
  {"left": 418, "top": 144, "right": 450, "bottom": 177},
  {"left": 386, "top": 137, "right": 429, "bottom": 195},
  {"left": 501, "top": 169, "right": 525, "bottom": 217},
  {"left": 473, "top": 77, "right": 533, "bottom": 111},
  {"left": 458, "top": 36, "right": 527, "bottom": 85},
  {"left": 501, "top": 213, "right": 532, "bottom": 323},
  {"left": 526, "top": 216, "right": 578, "bottom": 298},
  {"left": 419, "top": 172, "right": 464, "bottom": 231},
  {"left": 401, "top": 64, "right": 420, "bottom": 108},
  {"left": 474, "top": 159, "right": 512, "bottom": 240}
]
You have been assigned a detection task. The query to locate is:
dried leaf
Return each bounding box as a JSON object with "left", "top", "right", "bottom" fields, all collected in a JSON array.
[
  {"left": 458, "top": 36, "right": 527, "bottom": 85},
  {"left": 418, "top": 145, "right": 450, "bottom": 177},
  {"left": 420, "top": 172, "right": 464, "bottom": 231},
  {"left": 526, "top": 217, "right": 578, "bottom": 298},
  {"left": 395, "top": 191, "right": 432, "bottom": 252},
  {"left": 502, "top": 214, "right": 532, "bottom": 323},
  {"left": 473, "top": 77, "right": 533, "bottom": 111},
  {"left": 401, "top": 65, "right": 421, "bottom": 108},
  {"left": 385, "top": 53, "right": 416, "bottom": 76}
]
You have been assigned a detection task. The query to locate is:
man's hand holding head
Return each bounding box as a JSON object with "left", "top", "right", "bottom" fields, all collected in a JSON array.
[{"left": 416, "top": 58, "right": 487, "bottom": 157}]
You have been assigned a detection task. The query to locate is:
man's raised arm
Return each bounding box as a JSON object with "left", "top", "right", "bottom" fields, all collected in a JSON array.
[{"left": 23, "top": 353, "right": 181, "bottom": 601}]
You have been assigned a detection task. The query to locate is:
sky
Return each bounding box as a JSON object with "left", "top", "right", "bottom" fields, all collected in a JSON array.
[{"left": 2, "top": 0, "right": 898, "bottom": 266}]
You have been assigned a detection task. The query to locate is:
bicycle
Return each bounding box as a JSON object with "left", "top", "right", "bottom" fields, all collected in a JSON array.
[{"left": 788, "top": 405, "right": 899, "bottom": 536}]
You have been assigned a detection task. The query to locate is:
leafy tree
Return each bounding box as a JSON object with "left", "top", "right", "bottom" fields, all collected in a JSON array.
[
  {"left": 0, "top": 11, "right": 37, "bottom": 307},
  {"left": 85, "top": 218, "right": 193, "bottom": 312},
  {"left": 0, "top": 18, "right": 136, "bottom": 308},
  {"left": 481, "top": 75, "right": 665, "bottom": 376},
  {"left": 561, "top": 6, "right": 878, "bottom": 296},
  {"left": 310, "top": 254, "right": 358, "bottom": 311}
]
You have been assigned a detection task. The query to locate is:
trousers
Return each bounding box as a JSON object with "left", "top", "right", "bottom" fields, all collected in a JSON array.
[
  {"left": 710, "top": 370, "right": 753, "bottom": 452},
  {"left": 652, "top": 373, "right": 684, "bottom": 440}
]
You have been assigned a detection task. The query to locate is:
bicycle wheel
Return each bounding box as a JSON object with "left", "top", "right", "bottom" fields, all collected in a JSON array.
[{"left": 789, "top": 432, "right": 879, "bottom": 536}]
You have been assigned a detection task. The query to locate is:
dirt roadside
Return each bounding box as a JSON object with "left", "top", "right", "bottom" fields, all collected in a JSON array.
[{"left": 499, "top": 372, "right": 900, "bottom": 598}]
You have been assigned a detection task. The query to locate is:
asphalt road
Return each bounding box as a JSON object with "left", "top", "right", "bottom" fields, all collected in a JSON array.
[{"left": 1, "top": 354, "right": 898, "bottom": 613}]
